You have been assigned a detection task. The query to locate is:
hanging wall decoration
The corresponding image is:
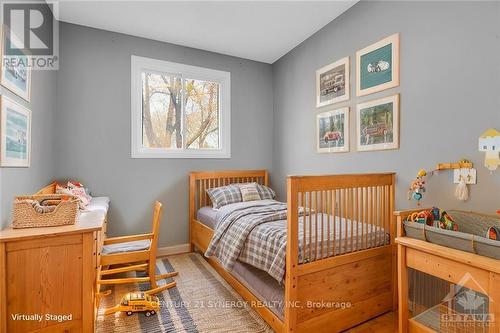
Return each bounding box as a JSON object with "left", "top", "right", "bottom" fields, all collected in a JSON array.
[
  {"left": 316, "top": 57, "right": 350, "bottom": 107},
  {"left": 0, "top": 95, "right": 31, "bottom": 167},
  {"left": 408, "top": 169, "right": 427, "bottom": 206},
  {"left": 316, "top": 107, "right": 349, "bottom": 153},
  {"left": 356, "top": 94, "right": 399, "bottom": 152},
  {"left": 356, "top": 33, "right": 399, "bottom": 97},
  {"left": 479, "top": 129, "right": 500, "bottom": 172},
  {"left": 409, "top": 160, "right": 476, "bottom": 206},
  {"left": 1, "top": 30, "right": 32, "bottom": 102}
]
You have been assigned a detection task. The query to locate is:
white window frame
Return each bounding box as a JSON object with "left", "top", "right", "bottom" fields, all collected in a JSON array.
[{"left": 131, "top": 55, "right": 231, "bottom": 158}]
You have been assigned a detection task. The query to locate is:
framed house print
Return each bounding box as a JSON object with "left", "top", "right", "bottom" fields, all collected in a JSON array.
[
  {"left": 0, "top": 96, "right": 31, "bottom": 167},
  {"left": 356, "top": 94, "right": 399, "bottom": 152},
  {"left": 317, "top": 107, "right": 349, "bottom": 153},
  {"left": 316, "top": 57, "right": 350, "bottom": 107},
  {"left": 1, "top": 30, "right": 32, "bottom": 102},
  {"left": 356, "top": 33, "right": 399, "bottom": 97}
]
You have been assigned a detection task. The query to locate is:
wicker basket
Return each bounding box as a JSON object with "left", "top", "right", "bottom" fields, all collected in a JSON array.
[{"left": 13, "top": 194, "right": 79, "bottom": 229}]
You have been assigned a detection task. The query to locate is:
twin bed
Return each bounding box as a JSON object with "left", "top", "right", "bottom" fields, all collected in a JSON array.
[{"left": 189, "top": 170, "right": 397, "bottom": 332}]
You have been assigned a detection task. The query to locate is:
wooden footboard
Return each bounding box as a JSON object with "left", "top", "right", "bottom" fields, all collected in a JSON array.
[
  {"left": 285, "top": 173, "right": 396, "bottom": 332},
  {"left": 189, "top": 171, "right": 396, "bottom": 333}
]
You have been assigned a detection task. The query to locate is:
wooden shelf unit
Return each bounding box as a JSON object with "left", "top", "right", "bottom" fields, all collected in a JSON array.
[{"left": 395, "top": 209, "right": 500, "bottom": 333}]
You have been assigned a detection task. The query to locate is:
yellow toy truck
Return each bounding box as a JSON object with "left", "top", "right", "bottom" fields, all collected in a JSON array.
[{"left": 104, "top": 292, "right": 160, "bottom": 317}]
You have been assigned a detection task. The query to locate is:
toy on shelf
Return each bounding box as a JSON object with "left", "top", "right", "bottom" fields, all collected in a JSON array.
[
  {"left": 479, "top": 129, "right": 500, "bottom": 172},
  {"left": 408, "top": 169, "right": 427, "bottom": 206},
  {"left": 104, "top": 292, "right": 160, "bottom": 317},
  {"left": 408, "top": 210, "right": 434, "bottom": 226},
  {"left": 439, "top": 211, "right": 458, "bottom": 231},
  {"left": 487, "top": 226, "right": 499, "bottom": 240},
  {"left": 431, "top": 207, "right": 440, "bottom": 221},
  {"left": 407, "top": 209, "right": 434, "bottom": 226},
  {"left": 406, "top": 208, "right": 458, "bottom": 231}
]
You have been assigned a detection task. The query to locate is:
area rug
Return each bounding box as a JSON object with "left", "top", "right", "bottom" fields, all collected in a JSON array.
[{"left": 96, "top": 253, "right": 273, "bottom": 333}]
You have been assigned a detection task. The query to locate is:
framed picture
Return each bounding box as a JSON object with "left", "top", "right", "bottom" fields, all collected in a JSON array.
[
  {"left": 356, "top": 94, "right": 399, "bottom": 152},
  {"left": 1, "top": 30, "right": 32, "bottom": 102},
  {"left": 0, "top": 96, "right": 31, "bottom": 167},
  {"left": 356, "top": 33, "right": 399, "bottom": 97},
  {"left": 316, "top": 107, "right": 349, "bottom": 153},
  {"left": 316, "top": 57, "right": 350, "bottom": 107}
]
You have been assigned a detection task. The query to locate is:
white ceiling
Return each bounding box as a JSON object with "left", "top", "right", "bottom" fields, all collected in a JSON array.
[{"left": 52, "top": 1, "right": 357, "bottom": 63}]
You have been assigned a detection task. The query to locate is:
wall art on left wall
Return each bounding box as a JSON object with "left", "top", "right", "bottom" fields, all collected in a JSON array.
[
  {"left": 0, "top": 30, "right": 32, "bottom": 102},
  {"left": 0, "top": 95, "right": 31, "bottom": 167}
]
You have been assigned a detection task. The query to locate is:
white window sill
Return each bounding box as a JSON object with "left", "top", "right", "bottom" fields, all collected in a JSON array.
[{"left": 131, "top": 148, "right": 231, "bottom": 159}]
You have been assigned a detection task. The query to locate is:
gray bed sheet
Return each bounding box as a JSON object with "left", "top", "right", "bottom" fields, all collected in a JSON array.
[
  {"left": 231, "top": 260, "right": 285, "bottom": 320},
  {"left": 197, "top": 206, "right": 218, "bottom": 229}
]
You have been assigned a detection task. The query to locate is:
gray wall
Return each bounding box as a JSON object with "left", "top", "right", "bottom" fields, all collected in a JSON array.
[
  {"left": 6, "top": 1, "right": 499, "bottom": 244},
  {"left": 0, "top": 69, "right": 57, "bottom": 228},
  {"left": 54, "top": 23, "right": 274, "bottom": 246},
  {"left": 272, "top": 1, "right": 500, "bottom": 213}
]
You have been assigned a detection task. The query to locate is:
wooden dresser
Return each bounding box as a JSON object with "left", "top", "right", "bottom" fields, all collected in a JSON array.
[{"left": 0, "top": 199, "right": 108, "bottom": 333}]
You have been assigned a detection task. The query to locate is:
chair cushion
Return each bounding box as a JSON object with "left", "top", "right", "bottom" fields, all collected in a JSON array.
[{"left": 102, "top": 239, "right": 151, "bottom": 255}]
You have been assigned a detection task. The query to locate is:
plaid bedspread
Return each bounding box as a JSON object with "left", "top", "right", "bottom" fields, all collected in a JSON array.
[
  {"left": 205, "top": 200, "right": 388, "bottom": 284},
  {"left": 205, "top": 201, "right": 288, "bottom": 282}
]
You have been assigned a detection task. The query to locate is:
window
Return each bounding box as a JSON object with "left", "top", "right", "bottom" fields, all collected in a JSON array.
[{"left": 131, "top": 55, "right": 230, "bottom": 158}]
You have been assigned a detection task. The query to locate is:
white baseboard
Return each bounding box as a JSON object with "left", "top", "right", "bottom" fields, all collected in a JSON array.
[{"left": 157, "top": 243, "right": 191, "bottom": 257}]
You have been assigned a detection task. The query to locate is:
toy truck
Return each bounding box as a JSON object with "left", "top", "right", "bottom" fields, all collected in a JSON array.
[{"left": 104, "top": 292, "right": 160, "bottom": 317}]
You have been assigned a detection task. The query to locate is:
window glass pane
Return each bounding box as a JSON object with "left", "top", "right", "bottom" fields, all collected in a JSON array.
[
  {"left": 184, "top": 78, "right": 219, "bottom": 149},
  {"left": 142, "top": 72, "right": 183, "bottom": 149}
]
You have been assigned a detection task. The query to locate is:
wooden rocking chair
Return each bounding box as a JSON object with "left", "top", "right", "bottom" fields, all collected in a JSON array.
[{"left": 97, "top": 201, "right": 178, "bottom": 302}]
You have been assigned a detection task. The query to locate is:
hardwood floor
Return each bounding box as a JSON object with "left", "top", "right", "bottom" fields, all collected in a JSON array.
[{"left": 344, "top": 312, "right": 398, "bottom": 333}]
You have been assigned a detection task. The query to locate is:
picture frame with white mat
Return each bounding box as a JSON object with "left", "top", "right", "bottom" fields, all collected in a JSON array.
[
  {"left": 356, "top": 94, "right": 399, "bottom": 152},
  {"left": 316, "top": 56, "right": 350, "bottom": 107},
  {"left": 0, "top": 26, "right": 32, "bottom": 102},
  {"left": 0, "top": 95, "right": 31, "bottom": 167}
]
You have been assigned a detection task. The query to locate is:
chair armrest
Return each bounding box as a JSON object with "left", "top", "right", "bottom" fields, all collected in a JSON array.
[{"left": 103, "top": 233, "right": 153, "bottom": 245}]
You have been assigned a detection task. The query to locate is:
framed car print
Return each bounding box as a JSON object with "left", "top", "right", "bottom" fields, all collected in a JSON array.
[
  {"left": 356, "top": 33, "right": 399, "bottom": 97},
  {"left": 316, "top": 57, "right": 350, "bottom": 107},
  {"left": 356, "top": 94, "right": 399, "bottom": 152},
  {"left": 317, "top": 107, "right": 349, "bottom": 153}
]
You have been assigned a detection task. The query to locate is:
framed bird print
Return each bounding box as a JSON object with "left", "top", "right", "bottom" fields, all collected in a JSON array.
[
  {"left": 1, "top": 31, "right": 32, "bottom": 102},
  {"left": 356, "top": 33, "right": 399, "bottom": 96},
  {"left": 0, "top": 96, "right": 31, "bottom": 167}
]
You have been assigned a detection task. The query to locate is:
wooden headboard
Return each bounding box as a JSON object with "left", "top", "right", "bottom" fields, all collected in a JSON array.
[{"left": 189, "top": 170, "right": 268, "bottom": 213}]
